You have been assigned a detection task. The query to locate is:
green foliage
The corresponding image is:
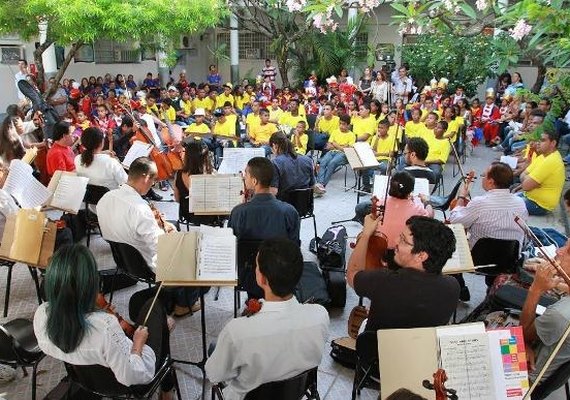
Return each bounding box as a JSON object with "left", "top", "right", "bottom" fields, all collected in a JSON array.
[{"left": 401, "top": 32, "right": 494, "bottom": 96}]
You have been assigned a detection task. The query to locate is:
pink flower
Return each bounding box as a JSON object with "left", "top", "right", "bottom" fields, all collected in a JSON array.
[
  {"left": 286, "top": 0, "right": 306, "bottom": 12},
  {"left": 509, "top": 19, "right": 533, "bottom": 41},
  {"left": 476, "top": 0, "right": 488, "bottom": 11}
]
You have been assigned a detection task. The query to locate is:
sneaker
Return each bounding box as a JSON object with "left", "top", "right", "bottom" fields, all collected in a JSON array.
[
  {"left": 314, "top": 184, "right": 326, "bottom": 195},
  {"left": 459, "top": 286, "right": 471, "bottom": 302},
  {"left": 145, "top": 188, "right": 163, "bottom": 201},
  {"left": 173, "top": 305, "right": 192, "bottom": 318},
  {"left": 159, "top": 181, "right": 168, "bottom": 191},
  {"left": 191, "top": 300, "right": 201, "bottom": 313},
  {"left": 492, "top": 145, "right": 504, "bottom": 152}
]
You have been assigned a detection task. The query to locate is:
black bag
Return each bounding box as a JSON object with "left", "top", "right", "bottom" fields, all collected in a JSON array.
[
  {"left": 489, "top": 284, "right": 557, "bottom": 311},
  {"left": 295, "top": 261, "right": 331, "bottom": 306},
  {"left": 322, "top": 269, "right": 346, "bottom": 308},
  {"left": 317, "top": 225, "right": 347, "bottom": 270},
  {"left": 60, "top": 210, "right": 87, "bottom": 243},
  {"left": 99, "top": 269, "right": 138, "bottom": 294}
]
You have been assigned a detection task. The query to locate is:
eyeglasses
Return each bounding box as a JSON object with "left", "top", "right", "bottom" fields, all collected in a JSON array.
[{"left": 399, "top": 233, "right": 414, "bottom": 247}]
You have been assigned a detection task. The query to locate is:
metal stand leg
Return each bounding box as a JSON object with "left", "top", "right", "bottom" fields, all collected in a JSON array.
[
  {"left": 28, "top": 266, "right": 42, "bottom": 305},
  {"left": 3, "top": 263, "right": 13, "bottom": 318},
  {"left": 332, "top": 174, "right": 364, "bottom": 225}
]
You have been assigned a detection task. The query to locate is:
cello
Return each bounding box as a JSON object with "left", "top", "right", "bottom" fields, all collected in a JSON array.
[{"left": 423, "top": 368, "right": 458, "bottom": 400}]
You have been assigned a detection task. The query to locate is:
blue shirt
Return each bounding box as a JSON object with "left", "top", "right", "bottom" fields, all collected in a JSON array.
[
  {"left": 271, "top": 154, "right": 315, "bottom": 194},
  {"left": 228, "top": 193, "right": 300, "bottom": 243}
]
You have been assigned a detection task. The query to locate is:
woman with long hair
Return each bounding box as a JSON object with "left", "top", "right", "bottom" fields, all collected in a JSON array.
[
  {"left": 370, "top": 71, "right": 388, "bottom": 103},
  {"left": 33, "top": 244, "right": 175, "bottom": 399},
  {"left": 74, "top": 127, "right": 127, "bottom": 193},
  {"left": 173, "top": 141, "right": 216, "bottom": 225},
  {"left": 0, "top": 117, "right": 25, "bottom": 164}
]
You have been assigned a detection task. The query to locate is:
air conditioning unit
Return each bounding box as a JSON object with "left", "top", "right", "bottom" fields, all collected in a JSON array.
[
  {"left": 0, "top": 46, "right": 24, "bottom": 64},
  {"left": 245, "top": 48, "right": 261, "bottom": 59},
  {"left": 180, "top": 35, "right": 197, "bottom": 49}
]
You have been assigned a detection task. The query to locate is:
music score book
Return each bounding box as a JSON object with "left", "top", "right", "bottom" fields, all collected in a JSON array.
[
  {"left": 156, "top": 226, "right": 237, "bottom": 286},
  {"left": 442, "top": 224, "right": 475, "bottom": 274},
  {"left": 122, "top": 140, "right": 153, "bottom": 169},
  {"left": 344, "top": 142, "right": 380, "bottom": 170},
  {"left": 218, "top": 147, "right": 265, "bottom": 174},
  {"left": 4, "top": 160, "right": 88, "bottom": 214},
  {"left": 189, "top": 174, "right": 243, "bottom": 215},
  {"left": 378, "top": 323, "right": 529, "bottom": 400},
  {"left": 372, "top": 175, "right": 430, "bottom": 199}
]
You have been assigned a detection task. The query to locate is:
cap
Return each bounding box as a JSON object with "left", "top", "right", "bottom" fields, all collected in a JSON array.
[
  {"left": 223, "top": 82, "right": 233, "bottom": 90},
  {"left": 167, "top": 86, "right": 178, "bottom": 92}
]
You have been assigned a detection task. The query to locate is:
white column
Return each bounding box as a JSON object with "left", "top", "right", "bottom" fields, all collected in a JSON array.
[
  {"left": 230, "top": 13, "right": 239, "bottom": 84},
  {"left": 38, "top": 20, "right": 57, "bottom": 78},
  {"left": 347, "top": 4, "right": 358, "bottom": 77}
]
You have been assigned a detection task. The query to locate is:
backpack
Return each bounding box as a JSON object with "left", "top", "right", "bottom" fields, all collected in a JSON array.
[
  {"left": 295, "top": 261, "right": 331, "bottom": 307},
  {"left": 316, "top": 225, "right": 347, "bottom": 270}
]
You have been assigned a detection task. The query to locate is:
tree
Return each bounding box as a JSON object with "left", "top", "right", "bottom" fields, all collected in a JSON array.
[
  {"left": 0, "top": 0, "right": 226, "bottom": 96},
  {"left": 401, "top": 31, "right": 494, "bottom": 96}
]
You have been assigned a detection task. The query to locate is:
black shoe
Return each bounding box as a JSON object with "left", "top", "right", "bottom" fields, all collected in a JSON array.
[
  {"left": 459, "top": 286, "right": 471, "bottom": 302},
  {"left": 145, "top": 188, "right": 163, "bottom": 201},
  {"left": 362, "top": 186, "right": 372, "bottom": 193}
]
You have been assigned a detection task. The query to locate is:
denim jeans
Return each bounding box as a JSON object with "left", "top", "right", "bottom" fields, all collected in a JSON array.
[
  {"left": 317, "top": 151, "right": 348, "bottom": 186},
  {"left": 517, "top": 192, "right": 550, "bottom": 216},
  {"left": 362, "top": 161, "right": 388, "bottom": 188},
  {"left": 314, "top": 132, "right": 330, "bottom": 151}
]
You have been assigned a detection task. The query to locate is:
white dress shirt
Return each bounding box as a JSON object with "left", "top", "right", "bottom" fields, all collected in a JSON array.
[
  {"left": 97, "top": 184, "right": 163, "bottom": 269},
  {"left": 0, "top": 189, "right": 19, "bottom": 238},
  {"left": 205, "top": 297, "right": 329, "bottom": 400},
  {"left": 74, "top": 153, "right": 128, "bottom": 191},
  {"left": 449, "top": 188, "right": 529, "bottom": 249},
  {"left": 34, "top": 303, "right": 155, "bottom": 387}
]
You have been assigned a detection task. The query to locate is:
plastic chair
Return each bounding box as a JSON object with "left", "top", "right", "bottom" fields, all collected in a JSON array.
[
  {"left": 531, "top": 360, "right": 570, "bottom": 400},
  {"left": 0, "top": 319, "right": 45, "bottom": 400},
  {"left": 234, "top": 239, "right": 264, "bottom": 317},
  {"left": 64, "top": 356, "right": 181, "bottom": 400},
  {"left": 281, "top": 188, "right": 318, "bottom": 245},
  {"left": 428, "top": 177, "right": 463, "bottom": 219},
  {"left": 352, "top": 331, "right": 379, "bottom": 400},
  {"left": 83, "top": 184, "right": 109, "bottom": 247},
  {"left": 471, "top": 238, "right": 520, "bottom": 287},
  {"left": 211, "top": 367, "right": 319, "bottom": 400}
]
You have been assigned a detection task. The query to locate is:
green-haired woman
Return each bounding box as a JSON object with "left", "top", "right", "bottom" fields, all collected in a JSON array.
[{"left": 33, "top": 244, "right": 175, "bottom": 399}]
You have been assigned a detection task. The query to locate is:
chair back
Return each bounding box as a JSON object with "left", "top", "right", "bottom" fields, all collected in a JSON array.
[
  {"left": 471, "top": 238, "right": 520, "bottom": 277},
  {"left": 406, "top": 168, "right": 437, "bottom": 185},
  {"left": 356, "top": 331, "right": 379, "bottom": 368},
  {"left": 108, "top": 241, "right": 155, "bottom": 283},
  {"left": 0, "top": 324, "right": 19, "bottom": 364},
  {"left": 532, "top": 360, "right": 570, "bottom": 400},
  {"left": 280, "top": 188, "right": 314, "bottom": 218},
  {"left": 433, "top": 177, "right": 463, "bottom": 211},
  {"left": 237, "top": 239, "right": 264, "bottom": 297},
  {"left": 65, "top": 363, "right": 130, "bottom": 397},
  {"left": 83, "top": 184, "right": 109, "bottom": 206},
  {"left": 244, "top": 368, "right": 315, "bottom": 400},
  {"left": 306, "top": 114, "right": 317, "bottom": 131}
]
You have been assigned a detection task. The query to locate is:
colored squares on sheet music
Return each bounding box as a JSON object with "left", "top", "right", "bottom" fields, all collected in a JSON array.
[{"left": 499, "top": 333, "right": 528, "bottom": 382}]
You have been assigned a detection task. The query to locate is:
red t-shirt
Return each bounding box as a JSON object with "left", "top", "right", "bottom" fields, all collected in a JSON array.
[{"left": 46, "top": 142, "right": 76, "bottom": 177}]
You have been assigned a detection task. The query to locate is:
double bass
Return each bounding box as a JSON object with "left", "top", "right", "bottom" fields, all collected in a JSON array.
[{"left": 423, "top": 368, "right": 458, "bottom": 400}]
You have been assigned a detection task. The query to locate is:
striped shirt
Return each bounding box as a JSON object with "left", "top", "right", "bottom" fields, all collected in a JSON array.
[{"left": 449, "top": 189, "right": 529, "bottom": 250}]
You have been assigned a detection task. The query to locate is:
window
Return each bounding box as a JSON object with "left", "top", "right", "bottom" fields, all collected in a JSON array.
[
  {"left": 0, "top": 46, "right": 24, "bottom": 64},
  {"left": 354, "top": 33, "right": 369, "bottom": 58},
  {"left": 74, "top": 44, "right": 95, "bottom": 63},
  {"left": 217, "top": 31, "right": 274, "bottom": 60},
  {"left": 93, "top": 40, "right": 140, "bottom": 64}
]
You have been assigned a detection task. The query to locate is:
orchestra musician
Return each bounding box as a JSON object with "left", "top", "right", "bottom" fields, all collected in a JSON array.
[
  {"left": 97, "top": 157, "right": 202, "bottom": 317},
  {"left": 228, "top": 157, "right": 300, "bottom": 299},
  {"left": 205, "top": 239, "right": 329, "bottom": 400},
  {"left": 0, "top": 116, "right": 26, "bottom": 165},
  {"left": 33, "top": 244, "right": 177, "bottom": 400}
]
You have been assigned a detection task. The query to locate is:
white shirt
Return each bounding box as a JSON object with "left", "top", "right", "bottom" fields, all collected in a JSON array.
[
  {"left": 33, "top": 303, "right": 155, "bottom": 387},
  {"left": 74, "top": 153, "right": 128, "bottom": 191},
  {"left": 449, "top": 188, "right": 528, "bottom": 249},
  {"left": 140, "top": 113, "right": 162, "bottom": 147},
  {"left": 97, "top": 184, "right": 163, "bottom": 269},
  {"left": 205, "top": 297, "right": 329, "bottom": 400},
  {"left": 0, "top": 189, "right": 19, "bottom": 238},
  {"left": 15, "top": 71, "right": 27, "bottom": 101}
]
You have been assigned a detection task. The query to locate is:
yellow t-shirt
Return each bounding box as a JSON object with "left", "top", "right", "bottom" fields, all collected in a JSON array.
[
  {"left": 250, "top": 123, "right": 277, "bottom": 144},
  {"left": 246, "top": 113, "right": 261, "bottom": 132},
  {"left": 160, "top": 106, "right": 176, "bottom": 123},
  {"left": 234, "top": 95, "right": 248, "bottom": 111},
  {"left": 426, "top": 137, "right": 451, "bottom": 164},
  {"left": 351, "top": 115, "right": 377, "bottom": 140},
  {"left": 316, "top": 116, "right": 340, "bottom": 135},
  {"left": 328, "top": 129, "right": 356, "bottom": 147},
  {"left": 243, "top": 92, "right": 252, "bottom": 106},
  {"left": 444, "top": 119, "right": 460, "bottom": 142},
  {"left": 216, "top": 93, "right": 235, "bottom": 109},
  {"left": 405, "top": 121, "right": 425, "bottom": 139},
  {"left": 278, "top": 112, "right": 307, "bottom": 129},
  {"left": 292, "top": 134, "right": 309, "bottom": 155},
  {"left": 192, "top": 97, "right": 213, "bottom": 113},
  {"left": 213, "top": 118, "right": 237, "bottom": 138},
  {"left": 184, "top": 122, "right": 211, "bottom": 137},
  {"left": 146, "top": 104, "right": 159, "bottom": 117},
  {"left": 419, "top": 126, "right": 435, "bottom": 142},
  {"left": 388, "top": 124, "right": 404, "bottom": 143},
  {"left": 370, "top": 134, "right": 396, "bottom": 161},
  {"left": 525, "top": 151, "right": 565, "bottom": 211},
  {"left": 179, "top": 99, "right": 192, "bottom": 116},
  {"left": 269, "top": 108, "right": 283, "bottom": 123}
]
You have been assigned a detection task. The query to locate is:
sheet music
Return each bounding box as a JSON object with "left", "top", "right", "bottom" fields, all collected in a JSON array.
[
  {"left": 438, "top": 332, "right": 494, "bottom": 399},
  {"left": 218, "top": 147, "right": 265, "bottom": 174},
  {"left": 197, "top": 226, "right": 237, "bottom": 281},
  {"left": 3, "top": 159, "right": 51, "bottom": 208},
  {"left": 190, "top": 174, "right": 243, "bottom": 214},
  {"left": 48, "top": 173, "right": 89, "bottom": 214},
  {"left": 122, "top": 140, "right": 153, "bottom": 169},
  {"left": 353, "top": 142, "right": 380, "bottom": 168},
  {"left": 500, "top": 155, "right": 518, "bottom": 169},
  {"left": 372, "top": 175, "right": 430, "bottom": 198},
  {"left": 442, "top": 224, "right": 475, "bottom": 274}
]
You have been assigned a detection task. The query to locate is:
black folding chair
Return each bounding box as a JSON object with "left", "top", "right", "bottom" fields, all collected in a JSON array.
[
  {"left": 83, "top": 184, "right": 109, "bottom": 247},
  {"left": 352, "top": 331, "right": 379, "bottom": 400},
  {"left": 1, "top": 260, "right": 43, "bottom": 318},
  {"left": 471, "top": 238, "right": 520, "bottom": 287},
  {"left": 234, "top": 239, "right": 264, "bottom": 317},
  {"left": 281, "top": 188, "right": 318, "bottom": 245},
  {"left": 429, "top": 177, "right": 463, "bottom": 219}
]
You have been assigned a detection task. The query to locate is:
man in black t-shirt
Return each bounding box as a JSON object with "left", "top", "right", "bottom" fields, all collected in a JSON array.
[{"left": 347, "top": 216, "right": 459, "bottom": 331}]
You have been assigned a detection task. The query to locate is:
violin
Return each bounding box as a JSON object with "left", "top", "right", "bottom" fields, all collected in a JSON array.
[
  {"left": 350, "top": 196, "right": 388, "bottom": 269},
  {"left": 449, "top": 170, "right": 475, "bottom": 210},
  {"left": 423, "top": 368, "right": 458, "bottom": 400},
  {"left": 96, "top": 293, "right": 136, "bottom": 338},
  {"left": 149, "top": 202, "right": 175, "bottom": 233}
]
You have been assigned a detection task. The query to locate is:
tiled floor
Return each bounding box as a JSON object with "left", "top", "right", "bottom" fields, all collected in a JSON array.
[{"left": 0, "top": 144, "right": 567, "bottom": 400}]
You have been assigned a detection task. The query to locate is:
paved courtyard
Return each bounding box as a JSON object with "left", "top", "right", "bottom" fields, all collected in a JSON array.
[{"left": 0, "top": 144, "right": 568, "bottom": 400}]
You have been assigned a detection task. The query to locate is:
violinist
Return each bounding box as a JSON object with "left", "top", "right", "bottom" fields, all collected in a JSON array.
[
  {"left": 113, "top": 117, "right": 138, "bottom": 161},
  {"left": 448, "top": 162, "right": 528, "bottom": 296},
  {"left": 97, "top": 157, "right": 202, "bottom": 317},
  {"left": 33, "top": 244, "right": 177, "bottom": 400}
]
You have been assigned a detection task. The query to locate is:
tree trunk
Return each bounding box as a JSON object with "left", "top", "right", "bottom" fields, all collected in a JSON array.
[
  {"left": 531, "top": 61, "right": 546, "bottom": 94},
  {"left": 276, "top": 44, "right": 290, "bottom": 87},
  {"left": 44, "top": 41, "right": 83, "bottom": 99},
  {"left": 33, "top": 40, "right": 54, "bottom": 93}
]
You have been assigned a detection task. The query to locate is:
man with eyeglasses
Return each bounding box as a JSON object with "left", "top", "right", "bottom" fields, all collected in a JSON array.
[{"left": 347, "top": 216, "right": 459, "bottom": 332}]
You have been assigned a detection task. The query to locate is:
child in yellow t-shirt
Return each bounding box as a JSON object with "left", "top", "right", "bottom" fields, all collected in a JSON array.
[
  {"left": 426, "top": 120, "right": 451, "bottom": 181},
  {"left": 291, "top": 121, "right": 309, "bottom": 155},
  {"left": 361, "top": 119, "right": 396, "bottom": 192},
  {"left": 249, "top": 108, "right": 277, "bottom": 156}
]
